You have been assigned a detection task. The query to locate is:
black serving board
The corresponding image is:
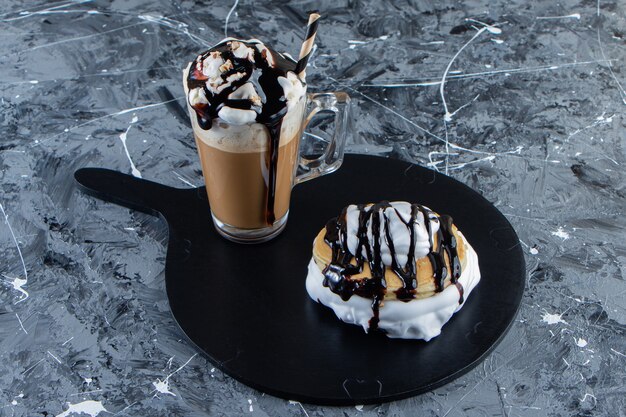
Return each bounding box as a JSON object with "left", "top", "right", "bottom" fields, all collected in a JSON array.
[{"left": 74, "top": 155, "right": 525, "bottom": 406}]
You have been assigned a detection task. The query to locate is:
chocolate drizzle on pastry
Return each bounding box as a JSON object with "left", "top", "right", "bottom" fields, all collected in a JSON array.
[
  {"left": 186, "top": 40, "right": 299, "bottom": 225},
  {"left": 322, "top": 202, "right": 464, "bottom": 332}
]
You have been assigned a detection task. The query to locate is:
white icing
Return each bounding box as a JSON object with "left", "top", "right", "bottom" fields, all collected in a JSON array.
[
  {"left": 305, "top": 231, "right": 481, "bottom": 341},
  {"left": 345, "top": 202, "right": 438, "bottom": 268}
]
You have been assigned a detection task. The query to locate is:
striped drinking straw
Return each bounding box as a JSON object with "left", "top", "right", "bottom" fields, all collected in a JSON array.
[{"left": 294, "top": 11, "right": 321, "bottom": 79}]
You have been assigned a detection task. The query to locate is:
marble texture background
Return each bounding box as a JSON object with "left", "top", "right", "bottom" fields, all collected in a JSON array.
[{"left": 0, "top": 0, "right": 624, "bottom": 416}]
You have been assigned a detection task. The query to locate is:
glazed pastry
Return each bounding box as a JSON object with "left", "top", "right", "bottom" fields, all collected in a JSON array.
[{"left": 305, "top": 201, "right": 481, "bottom": 340}]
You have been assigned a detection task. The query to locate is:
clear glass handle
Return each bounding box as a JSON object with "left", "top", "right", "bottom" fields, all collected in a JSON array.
[{"left": 295, "top": 92, "right": 351, "bottom": 185}]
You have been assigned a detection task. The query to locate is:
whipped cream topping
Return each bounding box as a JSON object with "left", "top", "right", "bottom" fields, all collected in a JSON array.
[
  {"left": 305, "top": 232, "right": 481, "bottom": 340},
  {"left": 344, "top": 202, "right": 439, "bottom": 268},
  {"left": 278, "top": 72, "right": 307, "bottom": 111},
  {"left": 185, "top": 38, "right": 306, "bottom": 129}
]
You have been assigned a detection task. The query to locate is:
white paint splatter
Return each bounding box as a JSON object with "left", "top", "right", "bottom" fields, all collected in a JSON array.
[
  {"left": 329, "top": 76, "right": 444, "bottom": 143},
  {"left": 27, "top": 22, "right": 147, "bottom": 53},
  {"left": 465, "top": 19, "right": 503, "bottom": 34},
  {"left": 57, "top": 400, "right": 108, "bottom": 417},
  {"left": 15, "top": 313, "right": 28, "bottom": 334},
  {"left": 22, "top": 357, "right": 45, "bottom": 376},
  {"left": 530, "top": 247, "right": 539, "bottom": 255},
  {"left": 434, "top": 154, "right": 496, "bottom": 170},
  {"left": 345, "top": 35, "right": 390, "bottom": 51},
  {"left": 47, "top": 351, "right": 62, "bottom": 364},
  {"left": 491, "top": 38, "right": 504, "bottom": 44},
  {"left": 364, "top": 59, "right": 613, "bottom": 88},
  {"left": 0, "top": 203, "right": 29, "bottom": 303},
  {"left": 118, "top": 115, "right": 142, "bottom": 178},
  {"left": 151, "top": 353, "right": 197, "bottom": 398},
  {"left": 440, "top": 26, "right": 493, "bottom": 122},
  {"left": 289, "top": 401, "right": 310, "bottom": 417},
  {"left": 536, "top": 13, "right": 581, "bottom": 20},
  {"left": 610, "top": 348, "right": 626, "bottom": 358},
  {"left": 327, "top": 75, "right": 525, "bottom": 174},
  {"left": 447, "top": 94, "right": 480, "bottom": 120},
  {"left": 596, "top": 113, "right": 614, "bottom": 123},
  {"left": 596, "top": 20, "right": 626, "bottom": 104},
  {"left": 248, "top": 399, "right": 253, "bottom": 412},
  {"left": 173, "top": 171, "right": 195, "bottom": 187},
  {"left": 1, "top": 1, "right": 93, "bottom": 22},
  {"left": 565, "top": 113, "right": 619, "bottom": 164},
  {"left": 355, "top": 404, "right": 364, "bottom": 411},
  {"left": 542, "top": 312, "right": 567, "bottom": 325},
  {"left": 84, "top": 377, "right": 93, "bottom": 385},
  {"left": 224, "top": 0, "right": 239, "bottom": 37},
  {"left": 7, "top": 277, "right": 29, "bottom": 302},
  {"left": 579, "top": 393, "right": 597, "bottom": 404},
  {"left": 35, "top": 97, "right": 183, "bottom": 147},
  {"left": 138, "top": 14, "right": 208, "bottom": 47},
  {"left": 576, "top": 338, "right": 588, "bottom": 347},
  {"left": 551, "top": 227, "right": 570, "bottom": 240},
  {"left": 440, "top": 19, "right": 503, "bottom": 145},
  {"left": 152, "top": 378, "right": 176, "bottom": 396}
]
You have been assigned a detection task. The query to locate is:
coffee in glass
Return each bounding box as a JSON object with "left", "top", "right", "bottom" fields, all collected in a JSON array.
[{"left": 183, "top": 38, "right": 350, "bottom": 243}]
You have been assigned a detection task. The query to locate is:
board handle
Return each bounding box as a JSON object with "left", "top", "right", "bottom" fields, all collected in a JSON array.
[{"left": 74, "top": 168, "right": 181, "bottom": 217}]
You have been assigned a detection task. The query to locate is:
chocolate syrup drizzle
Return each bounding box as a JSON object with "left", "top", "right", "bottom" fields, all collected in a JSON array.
[
  {"left": 186, "top": 40, "right": 299, "bottom": 224},
  {"left": 322, "top": 202, "right": 464, "bottom": 332}
]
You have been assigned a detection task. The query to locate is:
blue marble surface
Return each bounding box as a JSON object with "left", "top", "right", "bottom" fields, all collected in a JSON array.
[{"left": 0, "top": 0, "right": 624, "bottom": 416}]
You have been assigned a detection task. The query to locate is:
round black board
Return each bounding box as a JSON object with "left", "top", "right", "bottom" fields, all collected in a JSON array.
[{"left": 74, "top": 155, "right": 526, "bottom": 406}]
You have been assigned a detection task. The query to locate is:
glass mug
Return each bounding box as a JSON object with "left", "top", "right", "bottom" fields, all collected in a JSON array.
[{"left": 186, "top": 91, "right": 351, "bottom": 243}]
